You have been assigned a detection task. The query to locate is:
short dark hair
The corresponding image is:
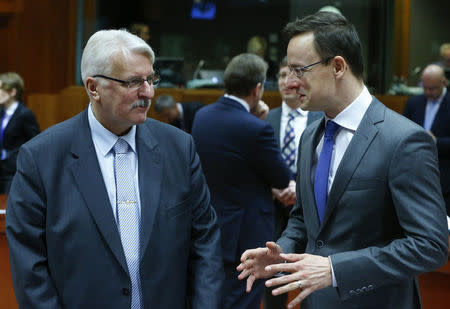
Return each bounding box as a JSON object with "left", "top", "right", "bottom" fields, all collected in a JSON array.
[
  {"left": 283, "top": 11, "right": 364, "bottom": 79},
  {"left": 0, "top": 72, "right": 24, "bottom": 101},
  {"left": 224, "top": 53, "right": 268, "bottom": 97},
  {"left": 154, "top": 94, "right": 176, "bottom": 113}
]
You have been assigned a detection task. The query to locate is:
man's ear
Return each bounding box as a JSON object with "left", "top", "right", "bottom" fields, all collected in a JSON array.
[
  {"left": 253, "top": 82, "right": 263, "bottom": 97},
  {"left": 332, "top": 56, "right": 347, "bottom": 78},
  {"left": 9, "top": 88, "right": 17, "bottom": 98},
  {"left": 85, "top": 77, "right": 100, "bottom": 101}
]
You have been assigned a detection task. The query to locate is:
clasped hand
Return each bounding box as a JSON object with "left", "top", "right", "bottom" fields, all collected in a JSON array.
[
  {"left": 236, "top": 241, "right": 333, "bottom": 308},
  {"left": 272, "top": 180, "right": 296, "bottom": 206}
]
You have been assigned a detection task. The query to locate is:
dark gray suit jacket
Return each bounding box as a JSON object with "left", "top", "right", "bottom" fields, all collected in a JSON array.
[
  {"left": 6, "top": 108, "right": 224, "bottom": 308},
  {"left": 278, "top": 98, "right": 448, "bottom": 309}
]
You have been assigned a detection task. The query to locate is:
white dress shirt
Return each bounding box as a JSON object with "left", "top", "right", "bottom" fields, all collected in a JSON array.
[
  {"left": 88, "top": 104, "right": 141, "bottom": 222},
  {"left": 424, "top": 87, "right": 447, "bottom": 131},
  {"left": 312, "top": 86, "right": 372, "bottom": 193},
  {"left": 0, "top": 101, "right": 19, "bottom": 160},
  {"left": 280, "top": 101, "right": 309, "bottom": 168},
  {"left": 1, "top": 101, "right": 18, "bottom": 130}
]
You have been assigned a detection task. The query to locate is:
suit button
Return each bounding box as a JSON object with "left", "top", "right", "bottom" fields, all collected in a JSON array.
[
  {"left": 122, "top": 288, "right": 130, "bottom": 296},
  {"left": 349, "top": 290, "right": 357, "bottom": 296},
  {"left": 316, "top": 240, "right": 324, "bottom": 248}
]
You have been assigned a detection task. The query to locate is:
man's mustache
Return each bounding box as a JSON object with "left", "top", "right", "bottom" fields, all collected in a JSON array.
[{"left": 131, "top": 100, "right": 151, "bottom": 109}]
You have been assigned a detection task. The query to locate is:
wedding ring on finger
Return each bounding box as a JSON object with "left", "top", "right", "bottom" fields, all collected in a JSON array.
[{"left": 296, "top": 280, "right": 303, "bottom": 289}]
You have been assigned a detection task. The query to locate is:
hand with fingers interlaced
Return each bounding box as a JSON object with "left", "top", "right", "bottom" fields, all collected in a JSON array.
[{"left": 264, "top": 253, "right": 332, "bottom": 308}]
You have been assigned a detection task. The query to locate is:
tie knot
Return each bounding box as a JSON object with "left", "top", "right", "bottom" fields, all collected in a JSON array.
[
  {"left": 288, "top": 110, "right": 301, "bottom": 120},
  {"left": 324, "top": 121, "right": 340, "bottom": 138},
  {"left": 113, "top": 138, "right": 130, "bottom": 154}
]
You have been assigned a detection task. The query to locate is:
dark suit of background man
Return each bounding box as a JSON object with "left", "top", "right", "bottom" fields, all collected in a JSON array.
[
  {"left": 264, "top": 57, "right": 322, "bottom": 309},
  {"left": 0, "top": 72, "right": 39, "bottom": 194},
  {"left": 154, "top": 94, "right": 204, "bottom": 133},
  {"left": 192, "top": 53, "right": 291, "bottom": 309},
  {"left": 6, "top": 29, "right": 224, "bottom": 309},
  {"left": 238, "top": 11, "right": 448, "bottom": 309},
  {"left": 403, "top": 64, "right": 450, "bottom": 215}
]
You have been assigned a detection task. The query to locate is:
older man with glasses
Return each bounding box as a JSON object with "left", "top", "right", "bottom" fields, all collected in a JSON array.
[
  {"left": 6, "top": 29, "right": 224, "bottom": 309},
  {"left": 238, "top": 11, "right": 448, "bottom": 309}
]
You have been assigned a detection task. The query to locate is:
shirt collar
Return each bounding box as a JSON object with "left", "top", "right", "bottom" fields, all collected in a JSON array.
[
  {"left": 4, "top": 101, "right": 19, "bottom": 117},
  {"left": 224, "top": 94, "right": 250, "bottom": 112},
  {"left": 281, "top": 101, "right": 308, "bottom": 118},
  {"left": 88, "top": 103, "right": 137, "bottom": 156},
  {"left": 326, "top": 85, "right": 372, "bottom": 132},
  {"left": 428, "top": 87, "right": 447, "bottom": 105},
  {"left": 176, "top": 102, "right": 184, "bottom": 119}
]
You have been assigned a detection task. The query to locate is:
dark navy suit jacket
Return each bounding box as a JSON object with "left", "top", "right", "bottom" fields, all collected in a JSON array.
[
  {"left": 0, "top": 102, "right": 39, "bottom": 192},
  {"left": 403, "top": 91, "right": 450, "bottom": 213},
  {"left": 6, "top": 108, "right": 224, "bottom": 308},
  {"left": 192, "top": 96, "right": 291, "bottom": 264}
]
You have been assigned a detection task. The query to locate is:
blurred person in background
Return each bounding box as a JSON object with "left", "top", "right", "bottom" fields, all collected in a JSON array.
[{"left": 0, "top": 72, "right": 39, "bottom": 194}]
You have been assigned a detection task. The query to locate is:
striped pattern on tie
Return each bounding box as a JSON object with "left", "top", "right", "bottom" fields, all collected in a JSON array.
[{"left": 114, "top": 138, "right": 142, "bottom": 309}]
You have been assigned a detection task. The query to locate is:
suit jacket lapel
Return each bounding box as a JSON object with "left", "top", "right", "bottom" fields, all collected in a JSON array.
[
  {"left": 272, "top": 108, "right": 282, "bottom": 145},
  {"left": 301, "top": 118, "right": 325, "bottom": 233},
  {"left": 417, "top": 96, "right": 427, "bottom": 126},
  {"left": 321, "top": 98, "right": 383, "bottom": 227},
  {"left": 136, "top": 120, "right": 162, "bottom": 258},
  {"left": 69, "top": 109, "right": 128, "bottom": 273}
]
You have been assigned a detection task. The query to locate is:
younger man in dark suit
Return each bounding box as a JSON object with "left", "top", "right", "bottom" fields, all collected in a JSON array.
[
  {"left": 154, "top": 94, "right": 204, "bottom": 133},
  {"left": 192, "top": 53, "right": 291, "bottom": 309},
  {"left": 403, "top": 64, "right": 450, "bottom": 215},
  {"left": 0, "top": 72, "right": 39, "bottom": 193}
]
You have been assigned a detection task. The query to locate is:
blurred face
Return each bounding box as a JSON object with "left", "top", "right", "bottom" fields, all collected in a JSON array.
[
  {"left": 160, "top": 105, "right": 180, "bottom": 124},
  {"left": 0, "top": 82, "right": 15, "bottom": 106},
  {"left": 442, "top": 49, "right": 450, "bottom": 69},
  {"left": 139, "top": 26, "right": 151, "bottom": 43},
  {"left": 278, "top": 66, "right": 299, "bottom": 108},
  {"left": 422, "top": 73, "right": 445, "bottom": 102},
  {"left": 91, "top": 52, "right": 155, "bottom": 136},
  {"left": 286, "top": 33, "right": 334, "bottom": 113}
]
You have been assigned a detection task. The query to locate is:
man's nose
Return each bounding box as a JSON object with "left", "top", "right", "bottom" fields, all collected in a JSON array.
[
  {"left": 285, "top": 73, "right": 299, "bottom": 90},
  {"left": 139, "top": 81, "right": 155, "bottom": 99}
]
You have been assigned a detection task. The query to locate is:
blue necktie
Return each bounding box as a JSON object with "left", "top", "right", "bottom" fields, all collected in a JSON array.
[
  {"left": 314, "top": 121, "right": 340, "bottom": 223},
  {"left": 0, "top": 108, "right": 5, "bottom": 147},
  {"left": 282, "top": 110, "right": 301, "bottom": 174},
  {"left": 113, "top": 138, "right": 142, "bottom": 309}
]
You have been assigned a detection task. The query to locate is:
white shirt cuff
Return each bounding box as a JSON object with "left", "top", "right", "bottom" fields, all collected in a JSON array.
[{"left": 329, "top": 256, "right": 338, "bottom": 287}]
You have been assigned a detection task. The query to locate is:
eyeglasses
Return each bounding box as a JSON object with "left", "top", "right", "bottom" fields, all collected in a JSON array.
[
  {"left": 288, "top": 57, "right": 334, "bottom": 78},
  {"left": 92, "top": 74, "right": 160, "bottom": 88}
]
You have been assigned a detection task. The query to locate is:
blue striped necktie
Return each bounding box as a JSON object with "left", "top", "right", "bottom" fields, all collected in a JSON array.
[
  {"left": 282, "top": 110, "right": 301, "bottom": 174},
  {"left": 113, "top": 138, "right": 142, "bottom": 309},
  {"left": 314, "top": 121, "right": 340, "bottom": 223}
]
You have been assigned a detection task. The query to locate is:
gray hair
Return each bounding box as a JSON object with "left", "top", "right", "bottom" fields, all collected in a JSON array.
[
  {"left": 154, "top": 94, "right": 176, "bottom": 113},
  {"left": 224, "top": 53, "right": 267, "bottom": 97},
  {"left": 80, "top": 29, "right": 155, "bottom": 84}
]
